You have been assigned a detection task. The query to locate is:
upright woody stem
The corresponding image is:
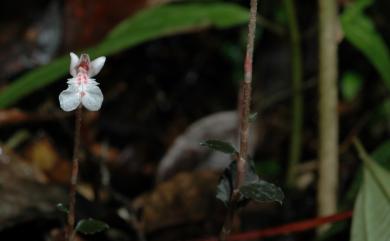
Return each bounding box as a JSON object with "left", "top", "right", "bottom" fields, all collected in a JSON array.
[
  {"left": 67, "top": 106, "right": 83, "bottom": 241},
  {"left": 317, "top": 0, "right": 338, "bottom": 233},
  {"left": 219, "top": 1, "right": 258, "bottom": 240}
]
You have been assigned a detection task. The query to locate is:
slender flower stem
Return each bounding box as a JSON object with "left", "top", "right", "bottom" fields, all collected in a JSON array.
[
  {"left": 219, "top": 0, "right": 258, "bottom": 240},
  {"left": 284, "top": 0, "right": 304, "bottom": 188},
  {"left": 67, "top": 106, "right": 83, "bottom": 241}
]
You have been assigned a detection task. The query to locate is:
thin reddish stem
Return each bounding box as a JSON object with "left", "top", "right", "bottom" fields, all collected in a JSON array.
[
  {"left": 67, "top": 106, "right": 82, "bottom": 241},
  {"left": 219, "top": 0, "right": 258, "bottom": 240}
]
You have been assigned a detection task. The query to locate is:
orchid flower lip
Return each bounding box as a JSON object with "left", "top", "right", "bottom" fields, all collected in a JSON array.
[{"left": 59, "top": 52, "right": 105, "bottom": 112}]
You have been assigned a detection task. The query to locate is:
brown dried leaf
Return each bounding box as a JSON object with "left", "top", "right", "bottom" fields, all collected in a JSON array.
[
  {"left": 132, "top": 171, "right": 221, "bottom": 234},
  {"left": 23, "top": 136, "right": 70, "bottom": 184}
]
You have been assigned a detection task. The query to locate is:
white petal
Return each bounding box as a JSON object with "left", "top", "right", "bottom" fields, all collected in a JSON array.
[
  {"left": 81, "top": 84, "right": 103, "bottom": 111},
  {"left": 70, "top": 52, "right": 79, "bottom": 77},
  {"left": 67, "top": 78, "right": 77, "bottom": 85},
  {"left": 59, "top": 85, "right": 81, "bottom": 111},
  {"left": 87, "top": 78, "right": 99, "bottom": 85},
  {"left": 89, "top": 56, "right": 106, "bottom": 77}
]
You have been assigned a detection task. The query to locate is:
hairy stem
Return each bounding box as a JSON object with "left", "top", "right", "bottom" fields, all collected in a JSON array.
[
  {"left": 317, "top": 0, "right": 339, "bottom": 233},
  {"left": 237, "top": 0, "right": 258, "bottom": 194},
  {"left": 67, "top": 106, "right": 82, "bottom": 241},
  {"left": 284, "top": 0, "right": 304, "bottom": 188},
  {"left": 219, "top": 0, "right": 258, "bottom": 240}
]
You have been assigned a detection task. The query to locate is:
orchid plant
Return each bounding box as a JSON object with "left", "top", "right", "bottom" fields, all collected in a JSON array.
[{"left": 59, "top": 53, "right": 108, "bottom": 241}]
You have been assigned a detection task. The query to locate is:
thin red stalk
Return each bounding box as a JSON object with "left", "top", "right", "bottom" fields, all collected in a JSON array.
[
  {"left": 67, "top": 106, "right": 82, "bottom": 241},
  {"left": 219, "top": 0, "right": 258, "bottom": 240},
  {"left": 199, "top": 211, "right": 352, "bottom": 241},
  {"left": 237, "top": 0, "right": 258, "bottom": 189}
]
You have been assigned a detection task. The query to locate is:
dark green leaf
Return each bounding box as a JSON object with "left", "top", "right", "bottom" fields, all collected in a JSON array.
[
  {"left": 200, "top": 140, "right": 237, "bottom": 154},
  {"left": 239, "top": 180, "right": 284, "bottom": 205},
  {"left": 75, "top": 218, "right": 109, "bottom": 235},
  {"left": 0, "top": 3, "right": 249, "bottom": 108},
  {"left": 249, "top": 112, "right": 258, "bottom": 122},
  {"left": 56, "top": 203, "right": 69, "bottom": 214},
  {"left": 216, "top": 159, "right": 259, "bottom": 207},
  {"left": 371, "top": 140, "right": 390, "bottom": 170},
  {"left": 341, "top": 71, "right": 363, "bottom": 101}
]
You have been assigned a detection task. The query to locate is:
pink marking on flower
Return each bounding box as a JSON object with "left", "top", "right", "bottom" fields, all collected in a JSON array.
[
  {"left": 78, "top": 54, "right": 90, "bottom": 72},
  {"left": 59, "top": 52, "right": 105, "bottom": 112}
]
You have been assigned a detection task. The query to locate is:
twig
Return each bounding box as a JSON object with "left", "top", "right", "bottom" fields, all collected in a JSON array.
[
  {"left": 198, "top": 210, "right": 352, "bottom": 241},
  {"left": 284, "top": 0, "right": 304, "bottom": 188},
  {"left": 317, "top": 0, "right": 339, "bottom": 233},
  {"left": 219, "top": 0, "right": 258, "bottom": 240},
  {"left": 67, "top": 106, "right": 83, "bottom": 241}
]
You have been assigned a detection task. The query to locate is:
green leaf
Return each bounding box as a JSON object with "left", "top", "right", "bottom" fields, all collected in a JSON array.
[
  {"left": 371, "top": 140, "right": 390, "bottom": 170},
  {"left": 351, "top": 142, "right": 390, "bottom": 241},
  {"left": 200, "top": 140, "right": 237, "bottom": 154},
  {"left": 75, "top": 218, "right": 109, "bottom": 235},
  {"left": 239, "top": 180, "right": 284, "bottom": 205},
  {"left": 341, "top": 2, "right": 390, "bottom": 91},
  {"left": 342, "top": 140, "right": 390, "bottom": 209},
  {"left": 56, "top": 203, "right": 69, "bottom": 214},
  {"left": 249, "top": 112, "right": 258, "bottom": 122},
  {"left": 341, "top": 71, "right": 363, "bottom": 101},
  {"left": 216, "top": 159, "right": 259, "bottom": 206},
  {"left": 0, "top": 3, "right": 249, "bottom": 108}
]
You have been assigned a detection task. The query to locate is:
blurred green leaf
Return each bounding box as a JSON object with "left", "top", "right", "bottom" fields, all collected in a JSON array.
[
  {"left": 341, "top": 0, "right": 373, "bottom": 20},
  {"left": 56, "top": 203, "right": 69, "bottom": 214},
  {"left": 255, "top": 159, "right": 281, "bottom": 177},
  {"left": 0, "top": 3, "right": 249, "bottom": 108},
  {"left": 351, "top": 140, "right": 390, "bottom": 241},
  {"left": 249, "top": 112, "right": 258, "bottom": 122},
  {"left": 342, "top": 140, "right": 390, "bottom": 210},
  {"left": 200, "top": 140, "right": 238, "bottom": 154},
  {"left": 239, "top": 180, "right": 284, "bottom": 205},
  {"left": 76, "top": 218, "right": 109, "bottom": 235},
  {"left": 341, "top": 71, "right": 363, "bottom": 101},
  {"left": 341, "top": 1, "right": 390, "bottom": 91},
  {"left": 370, "top": 140, "right": 390, "bottom": 170}
]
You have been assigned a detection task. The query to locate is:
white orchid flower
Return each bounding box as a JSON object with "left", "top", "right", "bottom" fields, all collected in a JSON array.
[{"left": 59, "top": 52, "right": 106, "bottom": 111}]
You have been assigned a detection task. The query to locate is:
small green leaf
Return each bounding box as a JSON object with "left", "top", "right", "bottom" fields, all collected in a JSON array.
[
  {"left": 200, "top": 140, "right": 237, "bottom": 154},
  {"left": 341, "top": 71, "right": 363, "bottom": 101},
  {"left": 249, "top": 112, "right": 258, "bottom": 122},
  {"left": 216, "top": 159, "right": 260, "bottom": 207},
  {"left": 240, "top": 180, "right": 284, "bottom": 204},
  {"left": 239, "top": 180, "right": 284, "bottom": 205},
  {"left": 56, "top": 203, "right": 69, "bottom": 214},
  {"left": 75, "top": 218, "right": 109, "bottom": 235}
]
